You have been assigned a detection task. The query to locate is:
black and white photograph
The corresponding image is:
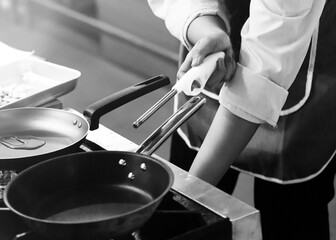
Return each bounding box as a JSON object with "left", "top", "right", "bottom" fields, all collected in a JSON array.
[{"left": 0, "top": 0, "right": 335, "bottom": 239}]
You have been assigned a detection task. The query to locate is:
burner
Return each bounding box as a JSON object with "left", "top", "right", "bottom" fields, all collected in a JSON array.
[{"left": 4, "top": 190, "right": 231, "bottom": 240}]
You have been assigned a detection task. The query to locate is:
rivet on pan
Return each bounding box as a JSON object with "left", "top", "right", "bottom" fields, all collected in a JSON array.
[
  {"left": 119, "top": 159, "right": 126, "bottom": 166},
  {"left": 128, "top": 172, "right": 135, "bottom": 180},
  {"left": 73, "top": 120, "right": 78, "bottom": 125},
  {"left": 140, "top": 163, "right": 147, "bottom": 171},
  {"left": 77, "top": 122, "right": 82, "bottom": 128},
  {"left": 9, "top": 170, "right": 17, "bottom": 179}
]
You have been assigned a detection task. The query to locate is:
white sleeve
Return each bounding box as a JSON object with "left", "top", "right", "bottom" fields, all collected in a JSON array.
[
  {"left": 147, "top": 0, "right": 326, "bottom": 126},
  {"left": 219, "top": 0, "right": 326, "bottom": 126}
]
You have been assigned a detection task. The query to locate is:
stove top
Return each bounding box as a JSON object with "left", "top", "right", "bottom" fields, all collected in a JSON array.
[
  {"left": 0, "top": 140, "right": 231, "bottom": 240},
  {"left": 2, "top": 189, "right": 231, "bottom": 240},
  {"left": 0, "top": 125, "right": 261, "bottom": 240}
]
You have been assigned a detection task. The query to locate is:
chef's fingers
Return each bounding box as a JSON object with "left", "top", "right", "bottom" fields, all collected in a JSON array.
[
  {"left": 189, "top": 38, "right": 216, "bottom": 67},
  {"left": 204, "top": 58, "right": 226, "bottom": 93},
  {"left": 178, "top": 38, "right": 218, "bottom": 79},
  {"left": 177, "top": 52, "right": 194, "bottom": 80},
  {"left": 177, "top": 41, "right": 209, "bottom": 80},
  {"left": 223, "top": 48, "right": 237, "bottom": 81},
  {"left": 189, "top": 32, "right": 234, "bottom": 67},
  {"left": 177, "top": 33, "right": 233, "bottom": 80}
]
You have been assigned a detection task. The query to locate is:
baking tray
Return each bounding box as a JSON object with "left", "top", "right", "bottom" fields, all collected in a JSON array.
[{"left": 0, "top": 58, "right": 80, "bottom": 109}]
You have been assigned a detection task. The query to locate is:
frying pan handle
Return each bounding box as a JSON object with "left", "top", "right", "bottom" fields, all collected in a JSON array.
[
  {"left": 84, "top": 75, "right": 170, "bottom": 130},
  {"left": 136, "top": 96, "right": 206, "bottom": 155}
]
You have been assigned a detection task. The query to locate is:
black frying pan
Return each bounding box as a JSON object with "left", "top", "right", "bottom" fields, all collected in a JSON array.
[
  {"left": 4, "top": 96, "right": 206, "bottom": 240},
  {"left": 0, "top": 75, "right": 170, "bottom": 171}
]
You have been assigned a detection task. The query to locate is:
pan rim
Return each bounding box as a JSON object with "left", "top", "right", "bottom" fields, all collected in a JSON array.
[{"left": 4, "top": 151, "right": 174, "bottom": 225}]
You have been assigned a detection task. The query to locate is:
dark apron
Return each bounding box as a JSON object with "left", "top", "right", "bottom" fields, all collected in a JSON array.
[{"left": 176, "top": 0, "right": 336, "bottom": 183}]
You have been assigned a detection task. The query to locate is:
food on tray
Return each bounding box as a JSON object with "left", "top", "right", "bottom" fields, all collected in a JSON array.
[
  {"left": 0, "top": 43, "right": 80, "bottom": 109},
  {"left": 0, "top": 57, "right": 80, "bottom": 109},
  {"left": 0, "top": 83, "right": 32, "bottom": 107},
  {"left": 0, "top": 71, "right": 58, "bottom": 107}
]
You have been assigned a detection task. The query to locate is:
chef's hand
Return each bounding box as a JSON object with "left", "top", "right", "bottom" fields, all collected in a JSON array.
[{"left": 177, "top": 32, "right": 236, "bottom": 93}]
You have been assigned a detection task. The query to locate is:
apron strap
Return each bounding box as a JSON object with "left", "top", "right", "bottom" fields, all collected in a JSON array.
[{"left": 280, "top": 23, "right": 319, "bottom": 116}]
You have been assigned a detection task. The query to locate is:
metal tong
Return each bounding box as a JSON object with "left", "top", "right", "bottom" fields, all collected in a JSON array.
[
  {"left": 133, "top": 52, "right": 224, "bottom": 128},
  {"left": 137, "top": 95, "right": 207, "bottom": 155}
]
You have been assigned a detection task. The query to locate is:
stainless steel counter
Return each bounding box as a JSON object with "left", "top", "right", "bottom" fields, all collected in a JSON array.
[{"left": 86, "top": 124, "right": 262, "bottom": 240}]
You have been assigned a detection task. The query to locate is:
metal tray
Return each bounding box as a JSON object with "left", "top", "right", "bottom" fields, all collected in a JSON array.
[{"left": 0, "top": 58, "right": 80, "bottom": 109}]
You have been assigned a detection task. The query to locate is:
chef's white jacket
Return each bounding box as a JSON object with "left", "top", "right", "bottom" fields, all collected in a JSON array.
[{"left": 147, "top": 0, "right": 326, "bottom": 126}]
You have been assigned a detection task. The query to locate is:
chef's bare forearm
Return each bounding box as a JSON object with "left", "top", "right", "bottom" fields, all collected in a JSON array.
[
  {"left": 186, "top": 15, "right": 260, "bottom": 185},
  {"left": 187, "top": 15, "right": 229, "bottom": 46},
  {"left": 189, "top": 105, "right": 259, "bottom": 185}
]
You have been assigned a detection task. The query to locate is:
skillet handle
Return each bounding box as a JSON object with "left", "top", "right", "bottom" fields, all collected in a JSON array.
[
  {"left": 136, "top": 96, "right": 206, "bottom": 156},
  {"left": 84, "top": 75, "right": 170, "bottom": 130}
]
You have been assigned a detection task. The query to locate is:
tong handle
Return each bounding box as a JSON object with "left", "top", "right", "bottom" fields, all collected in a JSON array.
[
  {"left": 136, "top": 96, "right": 206, "bottom": 156},
  {"left": 133, "top": 52, "right": 224, "bottom": 128},
  {"left": 173, "top": 52, "right": 224, "bottom": 96}
]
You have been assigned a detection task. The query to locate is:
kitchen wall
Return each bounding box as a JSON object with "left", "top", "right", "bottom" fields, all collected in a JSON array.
[
  {"left": 28, "top": 0, "right": 180, "bottom": 81},
  {"left": 95, "top": 0, "right": 180, "bottom": 80}
]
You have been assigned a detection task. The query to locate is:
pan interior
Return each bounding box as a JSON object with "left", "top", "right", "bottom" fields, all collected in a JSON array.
[
  {"left": 0, "top": 131, "right": 76, "bottom": 158},
  {"left": 31, "top": 184, "right": 154, "bottom": 223},
  {"left": 0, "top": 108, "right": 88, "bottom": 159},
  {"left": 4, "top": 152, "right": 173, "bottom": 228}
]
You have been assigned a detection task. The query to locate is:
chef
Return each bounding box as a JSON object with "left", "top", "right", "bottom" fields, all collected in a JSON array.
[{"left": 147, "top": 0, "right": 336, "bottom": 239}]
